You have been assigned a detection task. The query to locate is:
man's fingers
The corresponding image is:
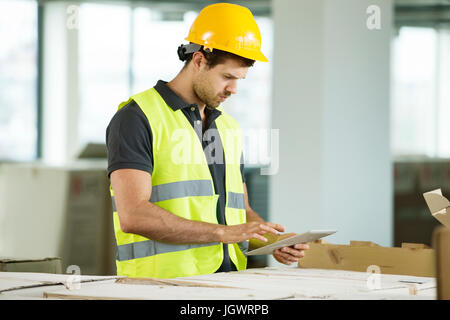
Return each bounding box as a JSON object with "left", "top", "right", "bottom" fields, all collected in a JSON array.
[
  {"left": 273, "top": 244, "right": 310, "bottom": 265},
  {"left": 259, "top": 222, "right": 286, "bottom": 235},
  {"left": 273, "top": 250, "right": 291, "bottom": 264},
  {"left": 274, "top": 249, "right": 297, "bottom": 264},
  {"left": 251, "top": 233, "right": 268, "bottom": 242},
  {"left": 275, "top": 249, "right": 298, "bottom": 261},
  {"left": 294, "top": 243, "right": 310, "bottom": 250},
  {"left": 264, "top": 222, "right": 285, "bottom": 233},
  {"left": 281, "top": 246, "right": 306, "bottom": 258},
  {"left": 258, "top": 224, "right": 280, "bottom": 235},
  {"left": 238, "top": 222, "right": 291, "bottom": 243}
]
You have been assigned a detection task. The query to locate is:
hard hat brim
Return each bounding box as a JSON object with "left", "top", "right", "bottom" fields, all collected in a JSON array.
[{"left": 184, "top": 38, "right": 269, "bottom": 63}]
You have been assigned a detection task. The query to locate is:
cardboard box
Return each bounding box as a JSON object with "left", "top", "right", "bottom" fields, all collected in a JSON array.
[
  {"left": 298, "top": 240, "right": 435, "bottom": 277},
  {"left": 423, "top": 188, "right": 450, "bottom": 227},
  {"left": 0, "top": 257, "right": 62, "bottom": 273},
  {"left": 0, "top": 162, "right": 116, "bottom": 276},
  {"left": 433, "top": 226, "right": 450, "bottom": 300}
]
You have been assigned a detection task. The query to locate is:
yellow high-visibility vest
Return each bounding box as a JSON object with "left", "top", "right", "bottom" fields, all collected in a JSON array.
[{"left": 110, "top": 87, "right": 247, "bottom": 278}]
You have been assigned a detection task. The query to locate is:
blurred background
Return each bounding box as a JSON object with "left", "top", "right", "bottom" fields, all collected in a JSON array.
[{"left": 0, "top": 0, "right": 449, "bottom": 274}]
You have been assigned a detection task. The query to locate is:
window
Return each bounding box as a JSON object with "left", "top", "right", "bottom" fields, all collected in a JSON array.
[
  {"left": 78, "top": 3, "right": 131, "bottom": 146},
  {"left": 0, "top": 0, "right": 38, "bottom": 161},
  {"left": 391, "top": 27, "right": 450, "bottom": 158},
  {"left": 132, "top": 9, "right": 197, "bottom": 93}
]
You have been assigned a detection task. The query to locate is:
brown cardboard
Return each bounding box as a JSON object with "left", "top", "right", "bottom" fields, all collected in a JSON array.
[
  {"left": 0, "top": 257, "right": 62, "bottom": 274},
  {"left": 298, "top": 240, "right": 435, "bottom": 277},
  {"left": 433, "top": 226, "right": 450, "bottom": 300},
  {"left": 423, "top": 188, "right": 450, "bottom": 227}
]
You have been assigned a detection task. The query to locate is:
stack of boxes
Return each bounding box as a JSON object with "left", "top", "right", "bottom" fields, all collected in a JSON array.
[{"left": 0, "top": 161, "right": 116, "bottom": 276}]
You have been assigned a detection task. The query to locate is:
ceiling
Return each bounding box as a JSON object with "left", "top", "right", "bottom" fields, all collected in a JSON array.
[{"left": 42, "top": 0, "right": 450, "bottom": 24}]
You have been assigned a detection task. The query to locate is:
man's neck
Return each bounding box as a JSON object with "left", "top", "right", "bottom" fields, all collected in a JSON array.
[{"left": 167, "top": 72, "right": 206, "bottom": 116}]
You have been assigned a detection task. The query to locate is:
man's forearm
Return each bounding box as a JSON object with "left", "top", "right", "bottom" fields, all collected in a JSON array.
[
  {"left": 246, "top": 208, "right": 265, "bottom": 223},
  {"left": 124, "top": 200, "right": 224, "bottom": 244}
]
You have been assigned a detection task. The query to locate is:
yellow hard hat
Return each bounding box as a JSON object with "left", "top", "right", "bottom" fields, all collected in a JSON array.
[{"left": 185, "top": 3, "right": 268, "bottom": 62}]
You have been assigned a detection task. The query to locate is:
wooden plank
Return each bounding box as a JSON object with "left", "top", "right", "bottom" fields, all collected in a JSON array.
[
  {"left": 115, "top": 277, "right": 236, "bottom": 288},
  {"left": 1, "top": 279, "right": 116, "bottom": 300},
  {"left": 298, "top": 241, "right": 435, "bottom": 277},
  {"left": 42, "top": 281, "right": 292, "bottom": 300},
  {"left": 0, "top": 271, "right": 120, "bottom": 293},
  {"left": 433, "top": 226, "right": 450, "bottom": 300}
]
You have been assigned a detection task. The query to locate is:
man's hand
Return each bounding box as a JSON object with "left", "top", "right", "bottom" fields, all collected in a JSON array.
[
  {"left": 218, "top": 221, "right": 285, "bottom": 244},
  {"left": 273, "top": 243, "right": 310, "bottom": 265}
]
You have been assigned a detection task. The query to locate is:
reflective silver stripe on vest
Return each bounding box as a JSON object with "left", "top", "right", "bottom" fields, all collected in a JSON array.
[
  {"left": 116, "top": 239, "right": 221, "bottom": 261},
  {"left": 237, "top": 241, "right": 249, "bottom": 256},
  {"left": 227, "top": 192, "right": 245, "bottom": 209},
  {"left": 113, "top": 182, "right": 238, "bottom": 209},
  {"left": 111, "top": 196, "right": 117, "bottom": 212},
  {"left": 150, "top": 180, "right": 214, "bottom": 203}
]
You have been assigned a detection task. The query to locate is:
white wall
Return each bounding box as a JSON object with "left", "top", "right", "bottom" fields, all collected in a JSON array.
[{"left": 269, "top": 0, "right": 393, "bottom": 266}]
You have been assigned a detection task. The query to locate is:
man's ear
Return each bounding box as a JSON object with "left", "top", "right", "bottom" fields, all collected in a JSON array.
[{"left": 191, "top": 51, "right": 206, "bottom": 71}]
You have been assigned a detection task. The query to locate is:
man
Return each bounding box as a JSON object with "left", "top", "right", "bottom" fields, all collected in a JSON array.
[{"left": 106, "top": 3, "right": 308, "bottom": 278}]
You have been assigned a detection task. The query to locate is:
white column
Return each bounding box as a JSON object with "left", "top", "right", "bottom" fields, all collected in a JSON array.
[
  {"left": 42, "top": 1, "right": 80, "bottom": 164},
  {"left": 269, "top": 0, "right": 393, "bottom": 266}
]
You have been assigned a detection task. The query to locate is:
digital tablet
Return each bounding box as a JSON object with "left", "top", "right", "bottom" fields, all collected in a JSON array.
[{"left": 246, "top": 230, "right": 337, "bottom": 256}]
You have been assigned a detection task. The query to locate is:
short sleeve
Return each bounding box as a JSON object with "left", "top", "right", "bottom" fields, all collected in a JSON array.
[
  {"left": 106, "top": 100, "right": 153, "bottom": 178},
  {"left": 240, "top": 152, "right": 245, "bottom": 183}
]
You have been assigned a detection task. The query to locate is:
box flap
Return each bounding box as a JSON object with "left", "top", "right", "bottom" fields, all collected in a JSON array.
[
  {"left": 0, "top": 257, "right": 60, "bottom": 263},
  {"left": 423, "top": 189, "right": 450, "bottom": 227}
]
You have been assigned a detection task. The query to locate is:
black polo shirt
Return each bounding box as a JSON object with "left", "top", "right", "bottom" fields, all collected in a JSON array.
[{"left": 106, "top": 80, "right": 246, "bottom": 273}]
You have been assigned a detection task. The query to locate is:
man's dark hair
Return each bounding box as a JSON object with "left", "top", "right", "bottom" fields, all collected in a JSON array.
[{"left": 184, "top": 46, "right": 255, "bottom": 69}]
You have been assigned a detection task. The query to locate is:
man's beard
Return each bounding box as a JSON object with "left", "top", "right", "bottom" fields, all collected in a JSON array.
[{"left": 193, "top": 80, "right": 221, "bottom": 108}]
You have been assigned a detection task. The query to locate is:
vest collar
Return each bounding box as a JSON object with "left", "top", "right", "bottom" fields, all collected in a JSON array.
[
  {"left": 154, "top": 80, "right": 189, "bottom": 111},
  {"left": 153, "top": 80, "right": 222, "bottom": 117}
]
